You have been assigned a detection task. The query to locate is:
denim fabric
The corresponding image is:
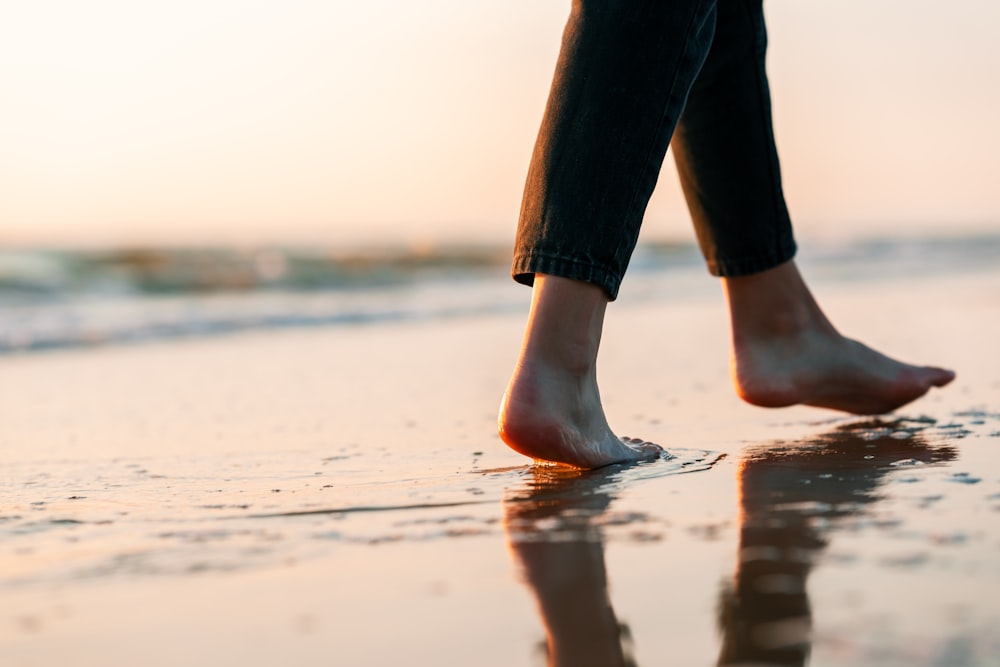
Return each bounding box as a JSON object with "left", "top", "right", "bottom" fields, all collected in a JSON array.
[{"left": 512, "top": 0, "right": 796, "bottom": 299}]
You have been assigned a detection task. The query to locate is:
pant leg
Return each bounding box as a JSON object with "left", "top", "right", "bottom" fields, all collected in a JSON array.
[
  {"left": 512, "top": 0, "right": 718, "bottom": 300},
  {"left": 672, "top": 0, "right": 796, "bottom": 277}
]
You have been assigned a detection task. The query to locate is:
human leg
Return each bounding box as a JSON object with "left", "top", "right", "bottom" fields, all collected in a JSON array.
[
  {"left": 724, "top": 261, "right": 955, "bottom": 414},
  {"left": 671, "top": 0, "right": 795, "bottom": 277},
  {"left": 498, "top": 275, "right": 661, "bottom": 468},
  {"left": 512, "top": 0, "right": 718, "bottom": 300},
  {"left": 672, "top": 0, "right": 954, "bottom": 413},
  {"left": 501, "top": 0, "right": 718, "bottom": 468}
]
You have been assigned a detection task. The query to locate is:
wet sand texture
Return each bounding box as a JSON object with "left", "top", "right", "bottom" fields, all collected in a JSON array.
[{"left": 2, "top": 263, "right": 999, "bottom": 666}]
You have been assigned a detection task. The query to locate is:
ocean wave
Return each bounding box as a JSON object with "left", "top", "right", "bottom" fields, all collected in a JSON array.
[{"left": 0, "top": 235, "right": 995, "bottom": 355}]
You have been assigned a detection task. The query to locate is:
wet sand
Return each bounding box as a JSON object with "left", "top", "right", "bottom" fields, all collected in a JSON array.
[{"left": 2, "top": 263, "right": 999, "bottom": 666}]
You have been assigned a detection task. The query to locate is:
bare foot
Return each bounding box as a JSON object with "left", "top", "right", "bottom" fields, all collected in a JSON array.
[
  {"left": 724, "top": 261, "right": 955, "bottom": 414},
  {"left": 498, "top": 275, "right": 662, "bottom": 469},
  {"left": 499, "top": 366, "right": 661, "bottom": 469}
]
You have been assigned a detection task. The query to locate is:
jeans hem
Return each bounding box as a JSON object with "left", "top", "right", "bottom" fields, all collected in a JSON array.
[
  {"left": 512, "top": 252, "right": 622, "bottom": 300},
  {"left": 706, "top": 239, "right": 797, "bottom": 277}
]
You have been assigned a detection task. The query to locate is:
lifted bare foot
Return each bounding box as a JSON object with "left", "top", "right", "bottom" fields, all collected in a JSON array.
[
  {"left": 498, "top": 275, "right": 663, "bottom": 469},
  {"left": 724, "top": 261, "right": 955, "bottom": 415}
]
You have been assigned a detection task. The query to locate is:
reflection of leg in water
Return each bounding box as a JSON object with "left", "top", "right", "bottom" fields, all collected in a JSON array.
[
  {"left": 503, "top": 467, "right": 638, "bottom": 667},
  {"left": 717, "top": 470, "right": 820, "bottom": 666},
  {"left": 717, "top": 420, "right": 957, "bottom": 666}
]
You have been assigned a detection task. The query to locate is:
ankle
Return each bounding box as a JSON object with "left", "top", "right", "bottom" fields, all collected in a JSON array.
[
  {"left": 519, "top": 274, "right": 608, "bottom": 375},
  {"left": 519, "top": 342, "right": 598, "bottom": 381},
  {"left": 739, "top": 301, "right": 815, "bottom": 342},
  {"left": 724, "top": 261, "right": 833, "bottom": 343}
]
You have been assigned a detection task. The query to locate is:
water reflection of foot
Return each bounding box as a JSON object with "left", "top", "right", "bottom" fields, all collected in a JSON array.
[
  {"left": 501, "top": 419, "right": 957, "bottom": 666},
  {"left": 718, "top": 418, "right": 957, "bottom": 666},
  {"left": 503, "top": 466, "right": 639, "bottom": 667}
]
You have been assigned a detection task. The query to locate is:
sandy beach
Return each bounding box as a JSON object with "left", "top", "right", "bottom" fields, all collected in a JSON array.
[{"left": 2, "top": 246, "right": 999, "bottom": 666}]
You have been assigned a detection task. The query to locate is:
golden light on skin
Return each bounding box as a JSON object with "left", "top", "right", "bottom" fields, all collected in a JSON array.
[{"left": 2, "top": 1, "right": 999, "bottom": 246}]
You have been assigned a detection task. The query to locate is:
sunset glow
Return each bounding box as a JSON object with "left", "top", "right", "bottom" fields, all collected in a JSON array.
[{"left": 2, "top": 1, "right": 998, "bottom": 246}]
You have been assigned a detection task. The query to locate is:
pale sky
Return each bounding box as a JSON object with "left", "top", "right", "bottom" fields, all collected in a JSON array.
[{"left": 2, "top": 1, "right": 999, "bottom": 247}]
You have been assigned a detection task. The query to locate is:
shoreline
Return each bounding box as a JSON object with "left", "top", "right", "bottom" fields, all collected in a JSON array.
[{"left": 2, "top": 259, "right": 998, "bottom": 666}]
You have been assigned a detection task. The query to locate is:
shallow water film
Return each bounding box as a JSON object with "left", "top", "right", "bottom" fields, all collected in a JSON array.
[{"left": 3, "top": 240, "right": 999, "bottom": 666}]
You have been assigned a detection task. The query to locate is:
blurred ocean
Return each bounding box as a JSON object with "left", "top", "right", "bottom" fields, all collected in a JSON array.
[{"left": 0, "top": 234, "right": 997, "bottom": 355}]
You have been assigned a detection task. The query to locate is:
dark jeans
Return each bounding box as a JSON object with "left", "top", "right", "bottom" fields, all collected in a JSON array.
[{"left": 512, "top": 0, "right": 797, "bottom": 299}]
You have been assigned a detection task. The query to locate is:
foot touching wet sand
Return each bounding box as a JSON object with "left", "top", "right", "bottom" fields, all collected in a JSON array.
[
  {"left": 497, "top": 275, "right": 662, "bottom": 469},
  {"left": 499, "top": 263, "right": 955, "bottom": 469},
  {"left": 498, "top": 366, "right": 661, "bottom": 470}
]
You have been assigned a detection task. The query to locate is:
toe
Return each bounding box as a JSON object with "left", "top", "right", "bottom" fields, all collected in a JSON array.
[
  {"left": 927, "top": 367, "right": 956, "bottom": 387},
  {"left": 628, "top": 439, "right": 664, "bottom": 461}
]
